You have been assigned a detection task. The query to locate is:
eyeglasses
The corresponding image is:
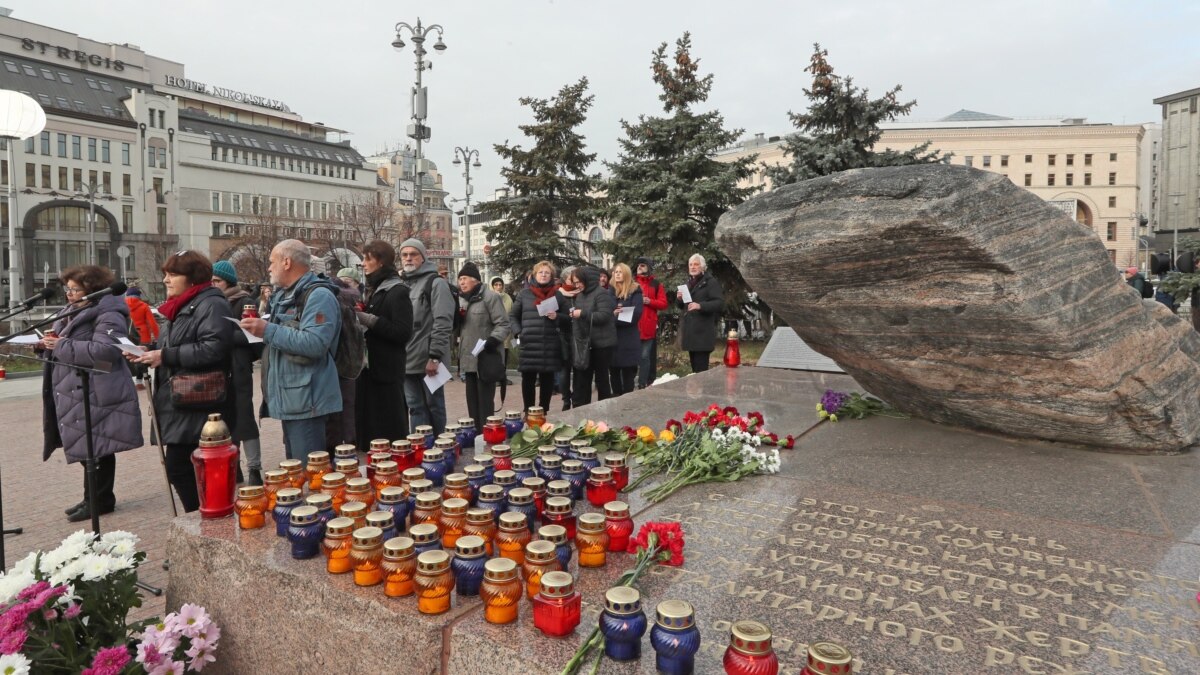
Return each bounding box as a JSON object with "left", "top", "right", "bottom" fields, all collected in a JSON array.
[{"left": 65, "top": 286, "right": 84, "bottom": 294}]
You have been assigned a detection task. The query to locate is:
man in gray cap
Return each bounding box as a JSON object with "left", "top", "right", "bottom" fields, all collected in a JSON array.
[{"left": 399, "top": 237, "right": 455, "bottom": 434}]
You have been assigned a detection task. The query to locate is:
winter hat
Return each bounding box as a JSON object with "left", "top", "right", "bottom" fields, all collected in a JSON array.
[
  {"left": 213, "top": 260, "right": 238, "bottom": 285},
  {"left": 458, "top": 261, "right": 482, "bottom": 282},
  {"left": 337, "top": 267, "right": 357, "bottom": 280},
  {"left": 125, "top": 287, "right": 142, "bottom": 297},
  {"left": 490, "top": 276, "right": 505, "bottom": 287},
  {"left": 635, "top": 257, "right": 654, "bottom": 274},
  {"left": 399, "top": 238, "right": 428, "bottom": 259},
  {"left": 1125, "top": 267, "right": 1139, "bottom": 275}
]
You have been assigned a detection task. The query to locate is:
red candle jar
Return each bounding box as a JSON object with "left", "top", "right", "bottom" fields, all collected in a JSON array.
[
  {"left": 483, "top": 416, "right": 507, "bottom": 445},
  {"left": 319, "top": 472, "right": 348, "bottom": 512},
  {"left": 334, "top": 458, "right": 360, "bottom": 480},
  {"left": 586, "top": 467, "right": 617, "bottom": 507},
  {"left": 490, "top": 445, "right": 513, "bottom": 472},
  {"left": 604, "top": 501, "right": 634, "bottom": 552},
  {"left": 391, "top": 440, "right": 415, "bottom": 471},
  {"left": 603, "top": 453, "right": 629, "bottom": 491},
  {"left": 344, "top": 476, "right": 375, "bottom": 510},
  {"left": 366, "top": 451, "right": 391, "bottom": 481},
  {"left": 480, "top": 557, "right": 522, "bottom": 625},
  {"left": 278, "top": 458, "right": 306, "bottom": 491},
  {"left": 496, "top": 512, "right": 531, "bottom": 564},
  {"left": 406, "top": 433, "right": 427, "bottom": 464},
  {"left": 305, "top": 451, "right": 332, "bottom": 491},
  {"left": 532, "top": 571, "right": 581, "bottom": 637},
  {"left": 522, "top": 477, "right": 547, "bottom": 517},
  {"left": 462, "top": 507, "right": 498, "bottom": 555},
  {"left": 723, "top": 620, "right": 780, "bottom": 675},
  {"left": 442, "top": 473, "right": 473, "bottom": 504},
  {"left": 414, "top": 550, "right": 454, "bottom": 615},
  {"left": 382, "top": 536, "right": 417, "bottom": 597},
  {"left": 542, "top": 497, "right": 576, "bottom": 540},
  {"left": 800, "top": 643, "right": 853, "bottom": 675},
  {"left": 372, "top": 461, "right": 403, "bottom": 499},
  {"left": 575, "top": 513, "right": 609, "bottom": 568},
  {"left": 724, "top": 330, "right": 741, "bottom": 368},
  {"left": 368, "top": 438, "right": 390, "bottom": 455},
  {"left": 263, "top": 469, "right": 289, "bottom": 510},
  {"left": 522, "top": 540, "right": 562, "bottom": 599}
]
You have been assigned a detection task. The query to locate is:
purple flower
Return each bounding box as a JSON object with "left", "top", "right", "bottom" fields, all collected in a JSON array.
[
  {"left": 0, "top": 627, "right": 28, "bottom": 655},
  {"left": 136, "top": 641, "right": 165, "bottom": 668},
  {"left": 820, "top": 390, "right": 849, "bottom": 414},
  {"left": 16, "top": 581, "right": 49, "bottom": 602},
  {"left": 82, "top": 645, "right": 130, "bottom": 675}
]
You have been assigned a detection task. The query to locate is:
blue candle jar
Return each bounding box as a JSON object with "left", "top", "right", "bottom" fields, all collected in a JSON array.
[
  {"left": 650, "top": 599, "right": 700, "bottom": 674},
  {"left": 305, "top": 493, "right": 336, "bottom": 528},
  {"left": 455, "top": 417, "right": 478, "bottom": 451},
  {"left": 553, "top": 434, "right": 572, "bottom": 458},
  {"left": 473, "top": 453, "right": 495, "bottom": 482},
  {"left": 273, "top": 488, "right": 304, "bottom": 537},
  {"left": 538, "top": 524, "right": 573, "bottom": 572},
  {"left": 376, "top": 486, "right": 410, "bottom": 534},
  {"left": 503, "top": 410, "right": 524, "bottom": 438},
  {"left": 366, "top": 511, "right": 398, "bottom": 543},
  {"left": 561, "top": 460, "right": 587, "bottom": 501},
  {"left": 287, "top": 505, "right": 323, "bottom": 559},
  {"left": 421, "top": 448, "right": 448, "bottom": 487},
  {"left": 575, "top": 446, "right": 600, "bottom": 473},
  {"left": 600, "top": 586, "right": 648, "bottom": 661},
  {"left": 538, "top": 454, "right": 563, "bottom": 483},
  {"left": 493, "top": 470, "right": 518, "bottom": 497},
  {"left": 464, "top": 465, "right": 488, "bottom": 502},
  {"left": 476, "top": 484, "right": 507, "bottom": 524},
  {"left": 415, "top": 424, "right": 436, "bottom": 450},
  {"left": 511, "top": 457, "right": 536, "bottom": 483},
  {"left": 440, "top": 428, "right": 462, "bottom": 459},
  {"left": 450, "top": 535, "right": 488, "bottom": 596},
  {"left": 408, "top": 479, "right": 434, "bottom": 515},
  {"left": 435, "top": 438, "right": 458, "bottom": 475},
  {"left": 569, "top": 439, "right": 591, "bottom": 462},
  {"left": 504, "top": 487, "right": 538, "bottom": 533},
  {"left": 410, "top": 522, "right": 442, "bottom": 556}
]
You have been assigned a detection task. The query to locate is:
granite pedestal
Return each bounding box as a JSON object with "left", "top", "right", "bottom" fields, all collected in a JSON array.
[{"left": 169, "top": 366, "right": 1200, "bottom": 674}]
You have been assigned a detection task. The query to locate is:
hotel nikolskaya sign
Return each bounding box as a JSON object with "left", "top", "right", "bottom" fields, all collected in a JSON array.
[
  {"left": 162, "top": 75, "right": 292, "bottom": 113},
  {"left": 21, "top": 37, "right": 127, "bottom": 71}
]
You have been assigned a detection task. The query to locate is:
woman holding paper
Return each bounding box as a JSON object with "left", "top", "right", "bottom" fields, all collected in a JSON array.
[
  {"left": 510, "top": 261, "right": 562, "bottom": 411},
  {"left": 608, "top": 263, "right": 644, "bottom": 397},
  {"left": 567, "top": 266, "right": 617, "bottom": 407},
  {"left": 41, "top": 265, "right": 144, "bottom": 523},
  {"left": 456, "top": 261, "right": 511, "bottom": 428},
  {"left": 677, "top": 253, "right": 724, "bottom": 373}
]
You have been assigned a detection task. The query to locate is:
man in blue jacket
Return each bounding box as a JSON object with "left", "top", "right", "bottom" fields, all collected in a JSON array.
[{"left": 241, "top": 239, "right": 342, "bottom": 460}]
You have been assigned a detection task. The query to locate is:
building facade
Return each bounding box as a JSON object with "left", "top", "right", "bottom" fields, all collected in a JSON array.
[
  {"left": 366, "top": 145, "right": 456, "bottom": 271},
  {"left": 1153, "top": 87, "right": 1200, "bottom": 255}
]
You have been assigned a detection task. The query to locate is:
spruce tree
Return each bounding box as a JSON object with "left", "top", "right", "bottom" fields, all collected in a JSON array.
[
  {"left": 766, "top": 44, "right": 941, "bottom": 187},
  {"left": 483, "top": 77, "right": 599, "bottom": 277},
  {"left": 602, "top": 33, "right": 758, "bottom": 296}
]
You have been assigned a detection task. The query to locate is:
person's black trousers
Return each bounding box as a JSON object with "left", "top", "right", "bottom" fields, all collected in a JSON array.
[
  {"left": 689, "top": 351, "right": 711, "bottom": 373},
  {"left": 81, "top": 454, "right": 116, "bottom": 511},
  {"left": 465, "top": 373, "right": 498, "bottom": 429},
  {"left": 522, "top": 371, "right": 556, "bottom": 411},
  {"left": 573, "top": 347, "right": 614, "bottom": 407},
  {"left": 610, "top": 366, "right": 637, "bottom": 396},
  {"left": 165, "top": 443, "right": 201, "bottom": 513}
]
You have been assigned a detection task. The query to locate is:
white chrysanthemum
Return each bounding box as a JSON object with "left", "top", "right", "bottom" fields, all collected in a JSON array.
[
  {"left": 55, "top": 583, "right": 77, "bottom": 607},
  {"left": 0, "top": 652, "right": 32, "bottom": 675},
  {"left": 49, "top": 557, "right": 87, "bottom": 585},
  {"left": 8, "top": 552, "right": 37, "bottom": 576},
  {"left": 60, "top": 530, "right": 96, "bottom": 552},
  {"left": 79, "top": 554, "right": 112, "bottom": 582},
  {"left": 0, "top": 569, "right": 35, "bottom": 605},
  {"left": 99, "top": 530, "right": 139, "bottom": 554}
]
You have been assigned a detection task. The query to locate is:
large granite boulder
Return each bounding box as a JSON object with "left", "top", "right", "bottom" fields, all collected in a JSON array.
[{"left": 716, "top": 164, "right": 1200, "bottom": 452}]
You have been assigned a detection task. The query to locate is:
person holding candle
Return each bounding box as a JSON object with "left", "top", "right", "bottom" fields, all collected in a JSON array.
[{"left": 355, "top": 240, "right": 413, "bottom": 446}]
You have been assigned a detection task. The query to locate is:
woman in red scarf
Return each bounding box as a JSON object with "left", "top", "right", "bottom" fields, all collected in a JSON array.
[{"left": 509, "top": 261, "right": 563, "bottom": 411}]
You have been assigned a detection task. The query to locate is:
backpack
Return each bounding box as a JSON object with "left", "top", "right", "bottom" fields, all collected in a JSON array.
[
  {"left": 1140, "top": 277, "right": 1154, "bottom": 299},
  {"left": 297, "top": 284, "right": 365, "bottom": 380}
]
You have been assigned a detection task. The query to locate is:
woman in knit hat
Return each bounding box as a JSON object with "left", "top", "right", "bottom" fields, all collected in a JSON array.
[{"left": 456, "top": 261, "right": 510, "bottom": 427}]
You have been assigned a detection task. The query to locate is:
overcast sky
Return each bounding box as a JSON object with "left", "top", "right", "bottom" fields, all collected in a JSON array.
[{"left": 8, "top": 1, "right": 1196, "bottom": 204}]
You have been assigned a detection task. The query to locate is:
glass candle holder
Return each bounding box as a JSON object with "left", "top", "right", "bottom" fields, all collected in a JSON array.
[
  {"left": 502, "top": 410, "right": 523, "bottom": 438},
  {"left": 553, "top": 434, "right": 572, "bottom": 458},
  {"left": 273, "top": 488, "right": 304, "bottom": 537},
  {"left": 575, "top": 513, "right": 609, "bottom": 568},
  {"left": 381, "top": 536, "right": 417, "bottom": 597},
  {"left": 480, "top": 557, "right": 522, "bottom": 625},
  {"left": 464, "top": 464, "right": 488, "bottom": 501},
  {"left": 600, "top": 586, "right": 648, "bottom": 661},
  {"left": 287, "top": 505, "right": 323, "bottom": 559},
  {"left": 561, "top": 460, "right": 586, "bottom": 501},
  {"left": 473, "top": 453, "right": 495, "bottom": 482},
  {"left": 279, "top": 458, "right": 306, "bottom": 490},
  {"left": 536, "top": 446, "right": 558, "bottom": 473},
  {"left": 511, "top": 457, "right": 535, "bottom": 483},
  {"left": 442, "top": 473, "right": 473, "bottom": 504},
  {"left": 366, "top": 511, "right": 397, "bottom": 543},
  {"left": 493, "top": 469, "right": 518, "bottom": 497},
  {"left": 532, "top": 571, "right": 581, "bottom": 638},
  {"left": 525, "top": 406, "right": 546, "bottom": 430},
  {"left": 350, "top": 526, "right": 384, "bottom": 586},
  {"left": 304, "top": 493, "right": 335, "bottom": 528},
  {"left": 367, "top": 451, "right": 391, "bottom": 482},
  {"left": 333, "top": 443, "right": 357, "bottom": 463},
  {"left": 391, "top": 440, "right": 415, "bottom": 471},
  {"left": 546, "top": 480, "right": 573, "bottom": 511},
  {"left": 603, "top": 453, "right": 629, "bottom": 492},
  {"left": 504, "top": 487, "right": 538, "bottom": 533},
  {"left": 434, "top": 438, "right": 457, "bottom": 476},
  {"left": 368, "top": 438, "right": 391, "bottom": 456},
  {"left": 538, "top": 523, "right": 572, "bottom": 572},
  {"left": 463, "top": 508, "right": 498, "bottom": 555},
  {"left": 408, "top": 479, "right": 434, "bottom": 515},
  {"left": 490, "top": 445, "right": 513, "bottom": 472},
  {"left": 439, "top": 497, "right": 470, "bottom": 549},
  {"left": 262, "top": 469, "right": 289, "bottom": 510},
  {"left": 414, "top": 550, "right": 454, "bottom": 615},
  {"left": 543, "top": 497, "right": 577, "bottom": 541},
  {"left": 575, "top": 446, "right": 600, "bottom": 473},
  {"left": 339, "top": 501, "right": 369, "bottom": 531},
  {"left": 421, "top": 447, "right": 448, "bottom": 487},
  {"left": 585, "top": 467, "right": 617, "bottom": 507},
  {"left": 412, "top": 491, "right": 443, "bottom": 529},
  {"left": 521, "top": 477, "right": 547, "bottom": 517},
  {"left": 522, "top": 540, "right": 562, "bottom": 599},
  {"left": 319, "top": 472, "right": 347, "bottom": 512},
  {"left": 410, "top": 523, "right": 442, "bottom": 556},
  {"left": 538, "top": 454, "right": 563, "bottom": 483},
  {"left": 496, "top": 512, "right": 531, "bottom": 564},
  {"left": 322, "top": 516, "right": 355, "bottom": 574},
  {"left": 724, "top": 330, "right": 742, "bottom": 368},
  {"left": 483, "top": 416, "right": 507, "bottom": 445},
  {"left": 723, "top": 621, "right": 779, "bottom": 675},
  {"left": 442, "top": 426, "right": 463, "bottom": 458},
  {"left": 235, "top": 485, "right": 268, "bottom": 530},
  {"left": 799, "top": 642, "right": 853, "bottom": 675},
  {"left": 334, "top": 458, "right": 361, "bottom": 480},
  {"left": 650, "top": 600, "right": 701, "bottom": 675},
  {"left": 376, "top": 486, "right": 410, "bottom": 534},
  {"left": 451, "top": 535, "right": 488, "bottom": 596},
  {"left": 604, "top": 501, "right": 634, "bottom": 552},
  {"left": 305, "top": 451, "right": 331, "bottom": 491},
  {"left": 406, "top": 433, "right": 427, "bottom": 465},
  {"left": 569, "top": 439, "right": 591, "bottom": 462},
  {"left": 344, "top": 476, "right": 375, "bottom": 510},
  {"left": 371, "top": 460, "right": 403, "bottom": 498},
  {"left": 415, "top": 424, "right": 435, "bottom": 450},
  {"left": 476, "top": 484, "right": 506, "bottom": 524},
  {"left": 455, "top": 418, "right": 478, "bottom": 451}
]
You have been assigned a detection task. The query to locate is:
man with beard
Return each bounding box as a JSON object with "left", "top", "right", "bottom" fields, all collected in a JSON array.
[{"left": 399, "top": 238, "right": 456, "bottom": 435}]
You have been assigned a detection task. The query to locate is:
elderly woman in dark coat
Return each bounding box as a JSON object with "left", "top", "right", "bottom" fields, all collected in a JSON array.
[
  {"left": 42, "top": 265, "right": 144, "bottom": 523},
  {"left": 676, "top": 253, "right": 724, "bottom": 373},
  {"left": 129, "top": 251, "right": 236, "bottom": 513},
  {"left": 355, "top": 240, "right": 413, "bottom": 445},
  {"left": 510, "top": 260, "right": 562, "bottom": 411}
]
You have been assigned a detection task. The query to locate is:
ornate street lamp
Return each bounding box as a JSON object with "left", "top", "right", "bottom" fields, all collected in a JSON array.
[
  {"left": 392, "top": 18, "right": 446, "bottom": 231},
  {"left": 452, "top": 146, "right": 481, "bottom": 263}
]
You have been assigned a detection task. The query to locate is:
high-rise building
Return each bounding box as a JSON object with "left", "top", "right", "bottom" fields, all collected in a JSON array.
[{"left": 1153, "top": 87, "right": 1200, "bottom": 256}]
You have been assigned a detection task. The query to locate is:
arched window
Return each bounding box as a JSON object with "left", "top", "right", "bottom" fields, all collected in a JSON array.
[{"left": 588, "top": 227, "right": 605, "bottom": 268}]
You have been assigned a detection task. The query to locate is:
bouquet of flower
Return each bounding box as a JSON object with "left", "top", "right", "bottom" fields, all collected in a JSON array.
[
  {"left": 817, "top": 389, "right": 908, "bottom": 422},
  {"left": 510, "top": 419, "right": 631, "bottom": 458},
  {"left": 131, "top": 605, "right": 220, "bottom": 673}
]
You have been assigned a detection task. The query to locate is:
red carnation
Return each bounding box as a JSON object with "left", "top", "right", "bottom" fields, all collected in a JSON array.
[
  {"left": 722, "top": 405, "right": 739, "bottom": 416},
  {"left": 783, "top": 435, "right": 795, "bottom": 449},
  {"left": 665, "top": 419, "right": 683, "bottom": 431},
  {"left": 622, "top": 426, "right": 637, "bottom": 440},
  {"left": 748, "top": 411, "right": 764, "bottom": 428}
]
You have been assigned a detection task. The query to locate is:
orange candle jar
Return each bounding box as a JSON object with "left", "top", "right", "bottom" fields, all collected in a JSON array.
[
  {"left": 350, "top": 526, "right": 384, "bottom": 586},
  {"left": 234, "top": 485, "right": 268, "bottom": 529},
  {"left": 322, "top": 516, "right": 355, "bottom": 574},
  {"left": 372, "top": 461, "right": 403, "bottom": 498},
  {"left": 463, "top": 508, "right": 498, "bottom": 555},
  {"left": 340, "top": 501, "right": 369, "bottom": 531},
  {"left": 414, "top": 550, "right": 454, "bottom": 615},
  {"left": 442, "top": 473, "right": 473, "bottom": 503},
  {"left": 279, "top": 458, "right": 306, "bottom": 490},
  {"left": 575, "top": 513, "right": 609, "bottom": 568},
  {"left": 262, "top": 469, "right": 289, "bottom": 510},
  {"left": 412, "top": 492, "right": 442, "bottom": 529},
  {"left": 345, "top": 476, "right": 375, "bottom": 510},
  {"left": 525, "top": 405, "right": 546, "bottom": 430},
  {"left": 439, "top": 497, "right": 470, "bottom": 549},
  {"left": 382, "top": 536, "right": 417, "bottom": 597},
  {"left": 319, "top": 471, "right": 347, "bottom": 511},
  {"left": 480, "top": 557, "right": 522, "bottom": 625},
  {"left": 334, "top": 443, "right": 357, "bottom": 462},
  {"left": 334, "top": 457, "right": 361, "bottom": 480},
  {"left": 496, "top": 512, "right": 531, "bottom": 564},
  {"left": 305, "top": 451, "right": 331, "bottom": 491},
  {"left": 522, "top": 540, "right": 562, "bottom": 599},
  {"left": 401, "top": 467, "right": 427, "bottom": 493}
]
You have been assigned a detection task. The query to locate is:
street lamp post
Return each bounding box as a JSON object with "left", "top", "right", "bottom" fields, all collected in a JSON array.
[
  {"left": 392, "top": 18, "right": 446, "bottom": 232},
  {"left": 76, "top": 182, "right": 114, "bottom": 265},
  {"left": 452, "top": 146, "right": 481, "bottom": 263},
  {"left": 0, "top": 91, "right": 47, "bottom": 308}
]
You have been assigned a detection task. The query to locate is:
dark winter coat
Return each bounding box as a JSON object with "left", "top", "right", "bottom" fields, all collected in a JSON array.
[
  {"left": 678, "top": 272, "right": 724, "bottom": 352},
  {"left": 566, "top": 267, "right": 617, "bottom": 350},
  {"left": 402, "top": 261, "right": 456, "bottom": 373},
  {"left": 457, "top": 285, "right": 511, "bottom": 374},
  {"left": 152, "top": 286, "right": 237, "bottom": 445},
  {"left": 41, "top": 294, "right": 144, "bottom": 463},
  {"left": 612, "top": 286, "right": 644, "bottom": 368},
  {"left": 223, "top": 286, "right": 261, "bottom": 443},
  {"left": 511, "top": 284, "right": 563, "bottom": 373},
  {"left": 357, "top": 271, "right": 413, "bottom": 444}
]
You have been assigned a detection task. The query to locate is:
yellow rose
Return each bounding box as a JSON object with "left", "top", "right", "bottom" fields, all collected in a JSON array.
[
  {"left": 637, "top": 426, "right": 656, "bottom": 443},
  {"left": 659, "top": 429, "right": 676, "bottom": 443}
]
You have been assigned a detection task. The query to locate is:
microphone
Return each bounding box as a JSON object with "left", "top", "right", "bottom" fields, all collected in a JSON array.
[
  {"left": 16, "top": 287, "right": 56, "bottom": 309},
  {"left": 81, "top": 281, "right": 128, "bottom": 303}
]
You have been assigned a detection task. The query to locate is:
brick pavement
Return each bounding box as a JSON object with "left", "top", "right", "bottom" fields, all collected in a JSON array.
[{"left": 0, "top": 370, "right": 550, "bottom": 622}]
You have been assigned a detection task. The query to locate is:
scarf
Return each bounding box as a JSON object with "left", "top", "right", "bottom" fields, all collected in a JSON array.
[
  {"left": 687, "top": 273, "right": 703, "bottom": 291},
  {"left": 365, "top": 266, "right": 396, "bottom": 291},
  {"left": 530, "top": 280, "right": 559, "bottom": 303},
  {"left": 158, "top": 282, "right": 212, "bottom": 322}
]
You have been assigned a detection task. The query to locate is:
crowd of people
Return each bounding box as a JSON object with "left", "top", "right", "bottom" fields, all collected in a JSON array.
[{"left": 37, "top": 237, "right": 725, "bottom": 522}]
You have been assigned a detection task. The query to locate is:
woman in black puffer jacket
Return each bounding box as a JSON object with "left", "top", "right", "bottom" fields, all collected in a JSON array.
[
  {"left": 564, "top": 266, "right": 616, "bottom": 407},
  {"left": 511, "top": 261, "right": 562, "bottom": 411}
]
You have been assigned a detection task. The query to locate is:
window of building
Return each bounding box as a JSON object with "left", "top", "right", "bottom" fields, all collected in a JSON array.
[
  {"left": 1084, "top": 173, "right": 1092, "bottom": 186},
  {"left": 148, "top": 110, "right": 155, "bottom": 128},
  {"left": 1024, "top": 174, "right": 1032, "bottom": 186},
  {"left": 157, "top": 207, "right": 167, "bottom": 232},
  {"left": 87, "top": 138, "right": 96, "bottom": 161},
  {"left": 1109, "top": 153, "right": 1117, "bottom": 161},
  {"left": 320, "top": 203, "right": 328, "bottom": 220},
  {"left": 232, "top": 150, "right": 239, "bottom": 164},
  {"left": 964, "top": 156, "right": 973, "bottom": 167},
  {"left": 41, "top": 164, "right": 51, "bottom": 188},
  {"left": 270, "top": 197, "right": 279, "bottom": 215},
  {"left": 58, "top": 166, "right": 67, "bottom": 190},
  {"left": 152, "top": 177, "right": 163, "bottom": 203},
  {"left": 1000, "top": 155, "right": 1009, "bottom": 167},
  {"left": 122, "top": 174, "right": 131, "bottom": 196},
  {"left": 89, "top": 170, "right": 98, "bottom": 187},
  {"left": 1048, "top": 155, "right": 1056, "bottom": 166},
  {"left": 211, "top": 147, "right": 218, "bottom": 161},
  {"left": 39, "top": 131, "right": 49, "bottom": 155},
  {"left": 288, "top": 200, "right": 296, "bottom": 217},
  {"left": 982, "top": 156, "right": 991, "bottom": 168},
  {"left": 1047, "top": 174, "right": 1056, "bottom": 186},
  {"left": 71, "top": 136, "right": 81, "bottom": 160},
  {"left": 121, "top": 143, "right": 130, "bottom": 166},
  {"left": 147, "top": 147, "right": 156, "bottom": 168},
  {"left": 1108, "top": 196, "right": 1116, "bottom": 208},
  {"left": 252, "top": 196, "right": 261, "bottom": 215},
  {"left": 1084, "top": 154, "right": 1093, "bottom": 166},
  {"left": 122, "top": 205, "right": 133, "bottom": 233},
  {"left": 102, "top": 171, "right": 111, "bottom": 194},
  {"left": 101, "top": 140, "right": 110, "bottom": 163},
  {"left": 1065, "top": 174, "right": 1074, "bottom": 186},
  {"left": 1066, "top": 154, "right": 1074, "bottom": 166},
  {"left": 56, "top": 133, "right": 66, "bottom": 157},
  {"left": 23, "top": 137, "right": 33, "bottom": 153},
  {"left": 158, "top": 147, "right": 166, "bottom": 167},
  {"left": 158, "top": 111, "right": 165, "bottom": 128},
  {"left": 1108, "top": 172, "right": 1116, "bottom": 185},
  {"left": 304, "top": 201, "right": 312, "bottom": 219},
  {"left": 221, "top": 148, "right": 229, "bottom": 162},
  {"left": 73, "top": 168, "right": 82, "bottom": 191},
  {"left": 212, "top": 192, "right": 221, "bottom": 212},
  {"left": 588, "top": 227, "right": 605, "bottom": 267},
  {"left": 1106, "top": 222, "right": 1117, "bottom": 241}
]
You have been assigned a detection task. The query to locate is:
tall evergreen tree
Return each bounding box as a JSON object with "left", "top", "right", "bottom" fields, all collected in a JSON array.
[
  {"left": 766, "top": 44, "right": 941, "bottom": 186},
  {"left": 603, "top": 33, "right": 758, "bottom": 297},
  {"left": 483, "top": 77, "right": 599, "bottom": 277}
]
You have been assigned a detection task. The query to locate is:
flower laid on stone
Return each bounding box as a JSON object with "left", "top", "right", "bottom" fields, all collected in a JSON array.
[
  {"left": 134, "top": 604, "right": 221, "bottom": 673},
  {"left": 561, "top": 522, "right": 686, "bottom": 675},
  {"left": 650, "top": 373, "right": 681, "bottom": 385},
  {"left": 510, "top": 418, "right": 630, "bottom": 457},
  {"left": 816, "top": 388, "right": 908, "bottom": 422}
]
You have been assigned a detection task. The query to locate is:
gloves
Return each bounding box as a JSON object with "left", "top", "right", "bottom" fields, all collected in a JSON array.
[
  {"left": 484, "top": 336, "right": 502, "bottom": 352},
  {"left": 356, "top": 311, "right": 378, "bottom": 330}
]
